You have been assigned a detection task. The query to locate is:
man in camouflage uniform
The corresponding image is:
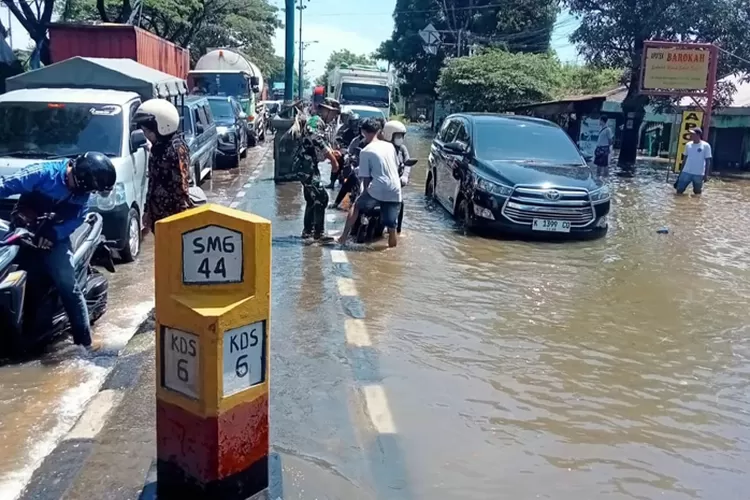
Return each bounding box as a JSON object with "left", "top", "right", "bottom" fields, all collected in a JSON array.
[{"left": 293, "top": 97, "right": 341, "bottom": 240}]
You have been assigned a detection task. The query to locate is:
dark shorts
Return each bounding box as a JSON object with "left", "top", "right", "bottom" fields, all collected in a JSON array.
[{"left": 356, "top": 191, "right": 401, "bottom": 229}]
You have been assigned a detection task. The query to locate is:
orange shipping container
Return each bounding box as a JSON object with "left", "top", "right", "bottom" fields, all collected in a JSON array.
[{"left": 48, "top": 23, "right": 190, "bottom": 80}]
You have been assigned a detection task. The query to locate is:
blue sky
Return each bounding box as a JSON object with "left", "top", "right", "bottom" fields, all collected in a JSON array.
[
  {"left": 270, "top": 0, "right": 581, "bottom": 82},
  {"left": 2, "top": 1, "right": 580, "bottom": 80}
]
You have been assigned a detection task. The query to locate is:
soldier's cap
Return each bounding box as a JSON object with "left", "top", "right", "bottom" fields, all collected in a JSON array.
[
  {"left": 319, "top": 98, "right": 341, "bottom": 112},
  {"left": 690, "top": 127, "right": 703, "bottom": 137}
]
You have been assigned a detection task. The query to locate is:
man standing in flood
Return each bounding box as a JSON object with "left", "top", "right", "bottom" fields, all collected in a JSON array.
[{"left": 675, "top": 127, "right": 712, "bottom": 195}]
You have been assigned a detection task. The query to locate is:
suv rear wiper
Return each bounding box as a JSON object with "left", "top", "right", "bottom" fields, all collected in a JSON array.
[{"left": 1, "top": 150, "right": 62, "bottom": 159}]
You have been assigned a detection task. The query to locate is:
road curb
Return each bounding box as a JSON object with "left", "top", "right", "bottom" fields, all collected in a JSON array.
[{"left": 17, "top": 309, "right": 155, "bottom": 500}]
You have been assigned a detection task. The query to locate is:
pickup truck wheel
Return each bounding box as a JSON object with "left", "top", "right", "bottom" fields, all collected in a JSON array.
[
  {"left": 120, "top": 207, "right": 141, "bottom": 263},
  {"left": 248, "top": 133, "right": 257, "bottom": 148},
  {"left": 193, "top": 163, "right": 202, "bottom": 186},
  {"left": 425, "top": 171, "right": 435, "bottom": 198}
]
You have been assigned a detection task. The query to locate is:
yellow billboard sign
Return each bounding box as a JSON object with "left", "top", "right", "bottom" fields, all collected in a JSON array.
[
  {"left": 673, "top": 110, "right": 704, "bottom": 173},
  {"left": 643, "top": 47, "right": 710, "bottom": 91}
]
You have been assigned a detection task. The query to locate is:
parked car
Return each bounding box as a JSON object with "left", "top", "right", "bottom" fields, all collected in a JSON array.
[
  {"left": 206, "top": 96, "right": 247, "bottom": 167},
  {"left": 426, "top": 113, "right": 611, "bottom": 239},
  {"left": 0, "top": 88, "right": 150, "bottom": 262},
  {"left": 181, "top": 96, "right": 218, "bottom": 184}
]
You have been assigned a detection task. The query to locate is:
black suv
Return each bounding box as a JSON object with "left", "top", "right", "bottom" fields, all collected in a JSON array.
[{"left": 426, "top": 113, "right": 611, "bottom": 238}]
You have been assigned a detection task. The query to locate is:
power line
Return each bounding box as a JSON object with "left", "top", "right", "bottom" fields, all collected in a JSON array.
[{"left": 716, "top": 46, "right": 750, "bottom": 67}]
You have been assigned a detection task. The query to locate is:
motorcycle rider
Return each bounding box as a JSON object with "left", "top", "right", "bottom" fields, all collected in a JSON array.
[
  {"left": 382, "top": 120, "right": 411, "bottom": 233},
  {"left": 0, "top": 153, "right": 116, "bottom": 351},
  {"left": 289, "top": 97, "right": 341, "bottom": 240},
  {"left": 331, "top": 118, "right": 367, "bottom": 209},
  {"left": 338, "top": 118, "right": 403, "bottom": 248},
  {"left": 133, "top": 99, "right": 193, "bottom": 235}
]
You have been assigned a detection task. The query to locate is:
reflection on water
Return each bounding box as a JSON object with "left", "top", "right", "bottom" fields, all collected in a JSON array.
[{"left": 347, "top": 128, "right": 750, "bottom": 499}]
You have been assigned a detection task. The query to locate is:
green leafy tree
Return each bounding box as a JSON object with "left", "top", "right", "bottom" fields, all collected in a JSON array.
[
  {"left": 438, "top": 49, "right": 563, "bottom": 111},
  {"left": 3, "top": 0, "right": 55, "bottom": 66},
  {"left": 565, "top": 0, "right": 750, "bottom": 167},
  {"left": 316, "top": 49, "right": 374, "bottom": 88},
  {"left": 438, "top": 49, "right": 623, "bottom": 111},
  {"left": 376, "top": 0, "right": 558, "bottom": 99}
]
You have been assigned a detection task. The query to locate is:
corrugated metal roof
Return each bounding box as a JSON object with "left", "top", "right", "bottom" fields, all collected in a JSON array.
[
  {"left": 0, "top": 87, "right": 139, "bottom": 104},
  {"left": 679, "top": 73, "right": 750, "bottom": 108}
]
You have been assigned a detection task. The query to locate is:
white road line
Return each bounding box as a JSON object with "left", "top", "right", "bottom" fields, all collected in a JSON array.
[
  {"left": 230, "top": 201, "right": 240, "bottom": 209},
  {"left": 330, "top": 249, "right": 349, "bottom": 263},
  {"left": 337, "top": 277, "right": 358, "bottom": 296},
  {"left": 235, "top": 191, "right": 246, "bottom": 198},
  {"left": 363, "top": 385, "right": 396, "bottom": 434},
  {"left": 65, "top": 390, "right": 123, "bottom": 441},
  {"left": 344, "top": 319, "right": 371, "bottom": 347}
]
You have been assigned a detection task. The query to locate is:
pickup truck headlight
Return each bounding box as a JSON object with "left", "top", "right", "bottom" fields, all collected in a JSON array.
[
  {"left": 590, "top": 185, "right": 610, "bottom": 202},
  {"left": 89, "top": 182, "right": 126, "bottom": 211},
  {"left": 476, "top": 177, "right": 513, "bottom": 196}
]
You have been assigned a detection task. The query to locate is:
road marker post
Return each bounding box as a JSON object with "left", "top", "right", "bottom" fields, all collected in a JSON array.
[{"left": 154, "top": 204, "right": 271, "bottom": 499}]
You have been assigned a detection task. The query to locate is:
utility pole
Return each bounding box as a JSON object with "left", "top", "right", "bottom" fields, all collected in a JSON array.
[
  {"left": 284, "top": 0, "right": 295, "bottom": 102},
  {"left": 296, "top": 0, "right": 310, "bottom": 100}
]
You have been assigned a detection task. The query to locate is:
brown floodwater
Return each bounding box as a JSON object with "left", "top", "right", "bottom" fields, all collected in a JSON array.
[{"left": 340, "top": 129, "right": 750, "bottom": 499}]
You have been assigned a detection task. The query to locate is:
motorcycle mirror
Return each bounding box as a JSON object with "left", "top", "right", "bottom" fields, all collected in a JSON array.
[
  {"left": 93, "top": 243, "right": 116, "bottom": 273},
  {"left": 404, "top": 159, "right": 418, "bottom": 167}
]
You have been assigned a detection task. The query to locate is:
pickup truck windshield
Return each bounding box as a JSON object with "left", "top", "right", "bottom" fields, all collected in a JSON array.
[
  {"left": 340, "top": 83, "right": 389, "bottom": 106},
  {"left": 191, "top": 73, "right": 248, "bottom": 99},
  {"left": 0, "top": 102, "right": 123, "bottom": 158}
]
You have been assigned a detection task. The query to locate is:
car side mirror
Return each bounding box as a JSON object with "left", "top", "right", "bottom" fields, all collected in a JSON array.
[
  {"left": 250, "top": 76, "right": 260, "bottom": 87},
  {"left": 403, "top": 158, "right": 418, "bottom": 167},
  {"left": 238, "top": 112, "right": 247, "bottom": 120},
  {"left": 444, "top": 141, "right": 468, "bottom": 155},
  {"left": 130, "top": 129, "right": 147, "bottom": 152},
  {"left": 196, "top": 124, "right": 205, "bottom": 134}
]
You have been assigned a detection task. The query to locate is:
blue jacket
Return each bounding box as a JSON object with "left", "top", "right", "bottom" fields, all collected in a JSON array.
[{"left": 0, "top": 160, "right": 89, "bottom": 242}]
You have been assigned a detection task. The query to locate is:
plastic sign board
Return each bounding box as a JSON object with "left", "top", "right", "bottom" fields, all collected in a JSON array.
[
  {"left": 673, "top": 110, "right": 704, "bottom": 173},
  {"left": 162, "top": 327, "right": 200, "bottom": 399},
  {"left": 642, "top": 46, "right": 710, "bottom": 92},
  {"left": 181, "top": 225, "right": 243, "bottom": 284},
  {"left": 222, "top": 320, "right": 266, "bottom": 397}
]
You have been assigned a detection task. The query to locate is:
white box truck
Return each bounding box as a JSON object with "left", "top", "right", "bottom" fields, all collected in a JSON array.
[{"left": 328, "top": 64, "right": 391, "bottom": 118}]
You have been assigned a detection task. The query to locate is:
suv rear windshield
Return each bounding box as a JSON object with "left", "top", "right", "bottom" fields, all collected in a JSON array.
[
  {"left": 475, "top": 120, "right": 584, "bottom": 165},
  {"left": 0, "top": 102, "right": 123, "bottom": 158},
  {"left": 208, "top": 99, "right": 234, "bottom": 120}
]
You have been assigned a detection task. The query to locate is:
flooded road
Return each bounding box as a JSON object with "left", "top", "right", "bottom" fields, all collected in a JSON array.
[
  {"left": 336, "top": 129, "right": 750, "bottom": 499},
  {"left": 0, "top": 146, "right": 270, "bottom": 500}
]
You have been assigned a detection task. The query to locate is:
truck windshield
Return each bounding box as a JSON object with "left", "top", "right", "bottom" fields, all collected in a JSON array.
[
  {"left": 340, "top": 83, "right": 389, "bottom": 106},
  {"left": 191, "top": 73, "right": 248, "bottom": 99},
  {"left": 0, "top": 102, "right": 123, "bottom": 158}
]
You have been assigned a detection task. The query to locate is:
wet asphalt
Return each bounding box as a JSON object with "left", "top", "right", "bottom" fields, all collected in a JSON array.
[{"left": 7, "top": 127, "right": 750, "bottom": 500}]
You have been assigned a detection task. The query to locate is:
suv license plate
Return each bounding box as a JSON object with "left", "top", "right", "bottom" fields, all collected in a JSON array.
[{"left": 532, "top": 219, "right": 571, "bottom": 233}]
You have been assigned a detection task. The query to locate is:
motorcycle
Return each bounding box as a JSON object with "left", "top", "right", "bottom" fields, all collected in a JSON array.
[
  {"left": 351, "top": 158, "right": 418, "bottom": 243},
  {"left": 0, "top": 212, "right": 115, "bottom": 358}
]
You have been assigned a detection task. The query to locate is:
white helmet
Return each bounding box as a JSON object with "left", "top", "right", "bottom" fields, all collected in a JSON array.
[
  {"left": 133, "top": 98, "right": 180, "bottom": 136},
  {"left": 382, "top": 120, "right": 407, "bottom": 142}
]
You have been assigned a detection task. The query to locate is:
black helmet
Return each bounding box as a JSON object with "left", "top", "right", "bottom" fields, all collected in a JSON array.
[{"left": 71, "top": 152, "right": 117, "bottom": 195}]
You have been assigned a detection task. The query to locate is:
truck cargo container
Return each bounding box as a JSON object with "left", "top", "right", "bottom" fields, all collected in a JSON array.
[{"left": 48, "top": 23, "right": 190, "bottom": 79}]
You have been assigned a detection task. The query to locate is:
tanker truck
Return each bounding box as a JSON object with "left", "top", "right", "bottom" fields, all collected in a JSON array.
[{"left": 188, "top": 49, "right": 266, "bottom": 146}]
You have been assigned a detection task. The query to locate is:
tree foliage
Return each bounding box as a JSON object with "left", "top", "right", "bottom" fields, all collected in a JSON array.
[
  {"left": 438, "top": 49, "right": 621, "bottom": 112},
  {"left": 59, "top": 0, "right": 281, "bottom": 75},
  {"left": 376, "top": 0, "right": 558, "bottom": 98},
  {"left": 565, "top": 0, "right": 750, "bottom": 165},
  {"left": 316, "top": 49, "right": 374, "bottom": 88},
  {"left": 2, "top": 0, "right": 55, "bottom": 66}
]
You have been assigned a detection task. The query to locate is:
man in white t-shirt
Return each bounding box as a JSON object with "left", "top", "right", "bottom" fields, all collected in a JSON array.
[
  {"left": 337, "top": 118, "right": 403, "bottom": 247},
  {"left": 675, "top": 127, "right": 712, "bottom": 195}
]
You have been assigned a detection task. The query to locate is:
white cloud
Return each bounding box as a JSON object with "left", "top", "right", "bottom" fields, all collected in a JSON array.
[{"left": 272, "top": 22, "right": 382, "bottom": 87}]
